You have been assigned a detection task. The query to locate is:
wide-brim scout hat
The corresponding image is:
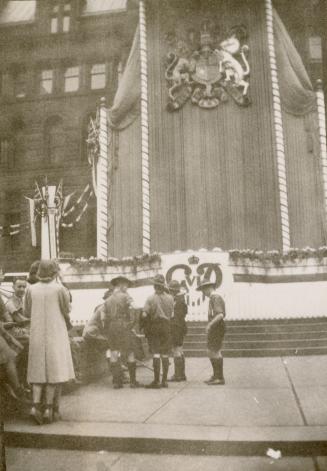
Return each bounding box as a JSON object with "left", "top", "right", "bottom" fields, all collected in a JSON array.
[
  {"left": 168, "top": 280, "right": 181, "bottom": 293},
  {"left": 196, "top": 279, "right": 217, "bottom": 291},
  {"left": 110, "top": 276, "right": 132, "bottom": 287},
  {"left": 152, "top": 274, "right": 168, "bottom": 290}
]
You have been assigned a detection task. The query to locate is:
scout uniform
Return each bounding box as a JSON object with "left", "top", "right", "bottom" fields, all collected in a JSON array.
[
  {"left": 4, "top": 294, "right": 30, "bottom": 340},
  {"left": 103, "top": 276, "right": 140, "bottom": 388},
  {"left": 168, "top": 280, "right": 187, "bottom": 382},
  {"left": 143, "top": 274, "right": 174, "bottom": 388},
  {"left": 197, "top": 279, "right": 226, "bottom": 385}
]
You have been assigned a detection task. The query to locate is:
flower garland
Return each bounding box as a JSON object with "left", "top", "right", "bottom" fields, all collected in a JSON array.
[
  {"left": 60, "top": 252, "right": 162, "bottom": 272},
  {"left": 229, "top": 247, "right": 327, "bottom": 265}
]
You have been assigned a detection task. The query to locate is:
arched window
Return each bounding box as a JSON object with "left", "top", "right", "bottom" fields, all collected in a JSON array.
[{"left": 45, "top": 116, "right": 65, "bottom": 164}]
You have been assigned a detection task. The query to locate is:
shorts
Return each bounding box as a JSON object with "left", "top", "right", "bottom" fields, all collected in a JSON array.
[
  {"left": 148, "top": 318, "right": 171, "bottom": 355},
  {"left": 171, "top": 323, "right": 187, "bottom": 348},
  {"left": 207, "top": 321, "right": 225, "bottom": 352},
  {"left": 107, "top": 320, "right": 135, "bottom": 354}
]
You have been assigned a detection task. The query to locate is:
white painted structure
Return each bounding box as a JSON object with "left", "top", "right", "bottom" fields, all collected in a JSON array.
[{"left": 57, "top": 250, "right": 327, "bottom": 324}]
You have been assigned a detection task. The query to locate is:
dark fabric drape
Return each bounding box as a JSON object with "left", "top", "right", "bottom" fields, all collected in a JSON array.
[
  {"left": 273, "top": 9, "right": 316, "bottom": 116},
  {"left": 273, "top": 10, "right": 325, "bottom": 246}
]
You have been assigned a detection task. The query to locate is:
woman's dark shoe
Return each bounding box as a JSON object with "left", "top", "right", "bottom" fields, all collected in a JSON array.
[
  {"left": 160, "top": 381, "right": 168, "bottom": 388},
  {"left": 43, "top": 406, "right": 54, "bottom": 424},
  {"left": 29, "top": 404, "right": 43, "bottom": 425},
  {"left": 53, "top": 408, "right": 62, "bottom": 422}
]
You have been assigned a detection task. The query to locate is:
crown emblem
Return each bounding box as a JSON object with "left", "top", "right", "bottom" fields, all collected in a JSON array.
[{"left": 188, "top": 255, "right": 199, "bottom": 265}]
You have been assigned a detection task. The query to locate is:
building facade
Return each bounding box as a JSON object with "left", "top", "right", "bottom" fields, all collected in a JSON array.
[{"left": 0, "top": 0, "right": 137, "bottom": 272}]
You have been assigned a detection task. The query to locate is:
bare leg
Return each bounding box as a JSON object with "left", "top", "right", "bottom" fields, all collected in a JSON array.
[
  {"left": 53, "top": 385, "right": 62, "bottom": 408},
  {"left": 110, "top": 351, "right": 123, "bottom": 388},
  {"left": 45, "top": 384, "right": 56, "bottom": 405},
  {"left": 32, "top": 384, "right": 43, "bottom": 404},
  {"left": 4, "top": 360, "right": 21, "bottom": 391},
  {"left": 43, "top": 384, "right": 57, "bottom": 424},
  {"left": 30, "top": 384, "right": 43, "bottom": 425}
]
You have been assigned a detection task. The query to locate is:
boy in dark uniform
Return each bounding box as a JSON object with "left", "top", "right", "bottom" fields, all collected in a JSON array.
[
  {"left": 168, "top": 280, "right": 187, "bottom": 382},
  {"left": 103, "top": 276, "right": 140, "bottom": 389},
  {"left": 197, "top": 278, "right": 226, "bottom": 385},
  {"left": 142, "top": 274, "right": 174, "bottom": 389}
]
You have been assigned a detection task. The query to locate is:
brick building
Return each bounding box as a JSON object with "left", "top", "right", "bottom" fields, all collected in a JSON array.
[{"left": 0, "top": 0, "right": 137, "bottom": 272}]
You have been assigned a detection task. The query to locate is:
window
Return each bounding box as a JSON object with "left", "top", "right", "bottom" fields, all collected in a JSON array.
[
  {"left": 45, "top": 116, "right": 65, "bottom": 164},
  {"left": 50, "top": 3, "right": 59, "bottom": 33},
  {"left": 51, "top": 16, "right": 58, "bottom": 33},
  {"left": 63, "top": 15, "right": 70, "bottom": 32},
  {"left": 40, "top": 69, "right": 54, "bottom": 95},
  {"left": 90, "top": 63, "right": 106, "bottom": 90},
  {"left": 63, "top": 3, "right": 71, "bottom": 32},
  {"left": 50, "top": 2, "right": 71, "bottom": 34},
  {"left": 64, "top": 66, "right": 79, "bottom": 92},
  {"left": 14, "top": 69, "right": 27, "bottom": 98}
]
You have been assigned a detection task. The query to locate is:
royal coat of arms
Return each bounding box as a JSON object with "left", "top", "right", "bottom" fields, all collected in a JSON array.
[{"left": 165, "top": 21, "right": 251, "bottom": 111}]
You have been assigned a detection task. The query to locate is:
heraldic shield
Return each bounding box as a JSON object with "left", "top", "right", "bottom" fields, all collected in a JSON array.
[{"left": 165, "top": 19, "right": 251, "bottom": 111}]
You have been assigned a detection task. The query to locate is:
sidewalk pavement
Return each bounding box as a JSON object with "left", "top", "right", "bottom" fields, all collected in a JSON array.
[{"left": 4, "top": 356, "right": 327, "bottom": 456}]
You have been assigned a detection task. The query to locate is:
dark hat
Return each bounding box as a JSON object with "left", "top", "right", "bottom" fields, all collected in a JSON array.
[
  {"left": 196, "top": 278, "right": 217, "bottom": 291},
  {"left": 110, "top": 276, "right": 132, "bottom": 287},
  {"left": 152, "top": 274, "right": 167, "bottom": 288},
  {"left": 168, "top": 280, "right": 181, "bottom": 293}
]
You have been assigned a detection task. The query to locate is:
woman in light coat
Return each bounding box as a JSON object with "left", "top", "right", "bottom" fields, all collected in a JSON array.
[{"left": 25, "top": 260, "right": 75, "bottom": 424}]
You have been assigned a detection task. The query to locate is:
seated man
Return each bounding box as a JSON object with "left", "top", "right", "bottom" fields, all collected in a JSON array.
[
  {"left": 0, "top": 322, "right": 29, "bottom": 404},
  {"left": 83, "top": 288, "right": 113, "bottom": 353},
  {"left": 3, "top": 277, "right": 29, "bottom": 341}
]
